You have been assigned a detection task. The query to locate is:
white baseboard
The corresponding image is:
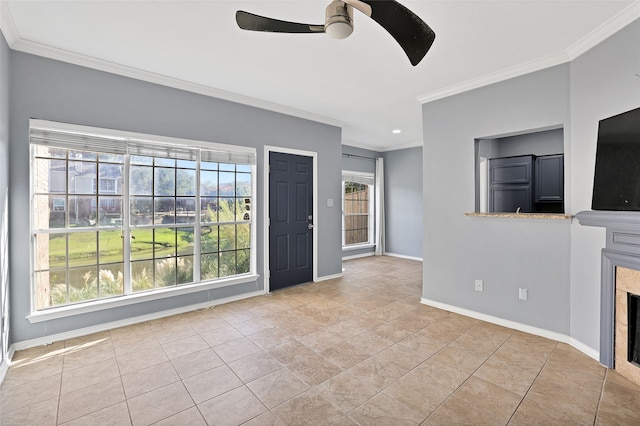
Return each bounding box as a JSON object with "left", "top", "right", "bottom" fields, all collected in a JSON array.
[
  {"left": 384, "top": 252, "right": 423, "bottom": 262},
  {"left": 342, "top": 252, "right": 375, "bottom": 261},
  {"left": 420, "top": 298, "right": 600, "bottom": 362},
  {"left": 569, "top": 337, "right": 600, "bottom": 362},
  {"left": 316, "top": 272, "right": 344, "bottom": 282},
  {"left": 9, "top": 290, "right": 264, "bottom": 353}
]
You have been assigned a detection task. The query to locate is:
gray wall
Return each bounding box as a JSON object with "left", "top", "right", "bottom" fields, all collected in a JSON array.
[
  {"left": 342, "top": 145, "right": 379, "bottom": 175},
  {"left": 383, "top": 146, "right": 423, "bottom": 259},
  {"left": 0, "top": 32, "right": 9, "bottom": 365},
  {"left": 341, "top": 145, "right": 380, "bottom": 258},
  {"left": 423, "top": 17, "right": 640, "bottom": 352},
  {"left": 9, "top": 51, "right": 343, "bottom": 343},
  {"left": 496, "top": 128, "right": 564, "bottom": 158},
  {"left": 568, "top": 19, "right": 640, "bottom": 351},
  {"left": 422, "top": 65, "right": 572, "bottom": 334}
]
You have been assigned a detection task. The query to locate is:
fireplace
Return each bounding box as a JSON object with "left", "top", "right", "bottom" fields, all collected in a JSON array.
[
  {"left": 615, "top": 267, "right": 640, "bottom": 386},
  {"left": 577, "top": 210, "right": 640, "bottom": 386}
]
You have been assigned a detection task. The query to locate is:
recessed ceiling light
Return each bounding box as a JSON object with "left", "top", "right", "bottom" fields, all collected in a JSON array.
[{"left": 392, "top": 129, "right": 402, "bottom": 134}]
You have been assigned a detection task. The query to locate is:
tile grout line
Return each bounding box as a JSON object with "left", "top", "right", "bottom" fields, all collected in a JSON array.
[
  {"left": 593, "top": 368, "right": 610, "bottom": 425},
  {"left": 503, "top": 340, "right": 578, "bottom": 426},
  {"left": 501, "top": 338, "right": 558, "bottom": 426},
  {"left": 421, "top": 326, "right": 519, "bottom": 424}
]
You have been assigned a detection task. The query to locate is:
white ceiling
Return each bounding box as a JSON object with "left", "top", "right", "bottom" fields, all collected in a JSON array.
[{"left": 1, "top": 1, "right": 638, "bottom": 151}]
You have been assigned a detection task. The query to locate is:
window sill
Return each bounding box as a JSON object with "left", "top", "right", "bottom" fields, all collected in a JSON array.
[
  {"left": 27, "top": 274, "right": 260, "bottom": 323},
  {"left": 465, "top": 212, "right": 573, "bottom": 220},
  {"left": 342, "top": 243, "right": 375, "bottom": 251}
]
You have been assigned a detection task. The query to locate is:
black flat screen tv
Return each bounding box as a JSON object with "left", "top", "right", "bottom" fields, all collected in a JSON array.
[{"left": 592, "top": 106, "right": 640, "bottom": 211}]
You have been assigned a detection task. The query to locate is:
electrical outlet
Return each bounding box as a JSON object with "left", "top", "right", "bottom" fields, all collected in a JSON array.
[
  {"left": 519, "top": 287, "right": 528, "bottom": 301},
  {"left": 475, "top": 279, "right": 483, "bottom": 292}
]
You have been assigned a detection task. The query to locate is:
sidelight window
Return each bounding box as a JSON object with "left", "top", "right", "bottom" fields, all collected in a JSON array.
[{"left": 342, "top": 172, "right": 374, "bottom": 247}]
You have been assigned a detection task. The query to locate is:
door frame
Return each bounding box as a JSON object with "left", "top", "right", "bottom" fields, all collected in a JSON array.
[{"left": 263, "top": 146, "right": 318, "bottom": 293}]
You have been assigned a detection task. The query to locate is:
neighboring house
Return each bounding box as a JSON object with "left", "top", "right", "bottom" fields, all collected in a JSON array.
[{"left": 48, "top": 167, "right": 123, "bottom": 225}]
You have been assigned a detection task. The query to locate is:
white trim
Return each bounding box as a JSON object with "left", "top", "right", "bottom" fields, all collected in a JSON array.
[
  {"left": 342, "top": 170, "right": 375, "bottom": 179},
  {"left": 342, "top": 243, "right": 375, "bottom": 252},
  {"left": 418, "top": 2, "right": 640, "bottom": 106},
  {"left": 16, "top": 290, "right": 264, "bottom": 352},
  {"left": 0, "top": 1, "right": 19, "bottom": 45},
  {"left": 379, "top": 140, "right": 424, "bottom": 152},
  {"left": 9, "top": 38, "right": 345, "bottom": 131},
  {"left": 341, "top": 139, "right": 381, "bottom": 151},
  {"left": 421, "top": 297, "right": 570, "bottom": 342},
  {"left": 29, "top": 121, "right": 260, "bottom": 318},
  {"left": 569, "top": 337, "right": 600, "bottom": 362},
  {"left": 263, "top": 146, "right": 318, "bottom": 293},
  {"left": 27, "top": 274, "right": 260, "bottom": 323},
  {"left": 315, "top": 272, "right": 344, "bottom": 282},
  {"left": 420, "top": 297, "right": 601, "bottom": 362},
  {"left": 380, "top": 141, "right": 424, "bottom": 152},
  {"left": 342, "top": 139, "right": 424, "bottom": 153},
  {"left": 0, "top": 357, "right": 8, "bottom": 385},
  {"left": 384, "top": 252, "right": 423, "bottom": 262},
  {"left": 566, "top": 1, "right": 640, "bottom": 61},
  {"left": 418, "top": 51, "right": 569, "bottom": 105},
  {"left": 475, "top": 123, "right": 564, "bottom": 141},
  {"left": 342, "top": 173, "right": 375, "bottom": 248},
  {"left": 342, "top": 252, "right": 374, "bottom": 261},
  {"left": 30, "top": 119, "right": 256, "bottom": 156}
]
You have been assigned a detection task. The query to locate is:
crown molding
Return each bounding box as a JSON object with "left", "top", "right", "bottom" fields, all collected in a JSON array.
[
  {"left": 6, "top": 35, "right": 346, "bottom": 130},
  {"left": 341, "top": 139, "right": 382, "bottom": 152},
  {"left": 342, "top": 138, "right": 424, "bottom": 152},
  {"left": 566, "top": 1, "right": 640, "bottom": 60},
  {"left": 379, "top": 140, "right": 423, "bottom": 152},
  {"left": 418, "top": 1, "right": 640, "bottom": 105},
  {"left": 0, "top": 0, "right": 19, "bottom": 45},
  {"left": 417, "top": 51, "right": 570, "bottom": 105}
]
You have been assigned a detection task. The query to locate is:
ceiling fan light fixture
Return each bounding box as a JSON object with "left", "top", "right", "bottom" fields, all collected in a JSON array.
[
  {"left": 236, "top": 0, "right": 436, "bottom": 65},
  {"left": 325, "top": 1, "right": 354, "bottom": 39}
]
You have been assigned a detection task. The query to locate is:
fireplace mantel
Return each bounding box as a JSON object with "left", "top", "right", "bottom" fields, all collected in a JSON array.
[
  {"left": 576, "top": 210, "right": 640, "bottom": 370},
  {"left": 576, "top": 210, "right": 640, "bottom": 232}
]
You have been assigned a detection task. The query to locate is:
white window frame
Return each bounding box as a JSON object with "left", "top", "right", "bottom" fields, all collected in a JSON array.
[
  {"left": 342, "top": 171, "right": 374, "bottom": 249},
  {"left": 28, "top": 120, "right": 258, "bottom": 323}
]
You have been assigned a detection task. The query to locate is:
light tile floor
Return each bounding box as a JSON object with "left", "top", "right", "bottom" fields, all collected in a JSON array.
[{"left": 2, "top": 256, "right": 640, "bottom": 425}]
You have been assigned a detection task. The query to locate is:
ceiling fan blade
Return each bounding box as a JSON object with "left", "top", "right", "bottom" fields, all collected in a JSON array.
[
  {"left": 236, "top": 11, "right": 325, "bottom": 34},
  {"left": 358, "top": 0, "right": 435, "bottom": 66}
]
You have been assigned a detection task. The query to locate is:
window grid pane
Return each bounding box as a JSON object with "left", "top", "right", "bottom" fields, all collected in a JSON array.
[{"left": 32, "top": 139, "right": 254, "bottom": 311}]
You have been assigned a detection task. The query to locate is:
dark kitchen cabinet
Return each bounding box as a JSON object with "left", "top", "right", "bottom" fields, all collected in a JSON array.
[
  {"left": 488, "top": 153, "right": 564, "bottom": 214},
  {"left": 489, "top": 155, "right": 534, "bottom": 213},
  {"left": 535, "top": 154, "right": 564, "bottom": 202}
]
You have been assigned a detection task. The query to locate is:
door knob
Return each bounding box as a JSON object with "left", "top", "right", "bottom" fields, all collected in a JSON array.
[{"left": 308, "top": 224, "right": 314, "bottom": 230}]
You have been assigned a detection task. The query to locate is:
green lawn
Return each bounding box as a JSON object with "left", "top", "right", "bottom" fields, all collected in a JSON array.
[{"left": 47, "top": 228, "right": 195, "bottom": 268}]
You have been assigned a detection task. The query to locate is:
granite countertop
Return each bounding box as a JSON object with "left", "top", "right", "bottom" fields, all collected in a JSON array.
[{"left": 465, "top": 212, "right": 573, "bottom": 220}]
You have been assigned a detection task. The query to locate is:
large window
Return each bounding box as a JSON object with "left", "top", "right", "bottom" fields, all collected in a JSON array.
[
  {"left": 31, "top": 120, "right": 256, "bottom": 312},
  {"left": 342, "top": 172, "right": 374, "bottom": 247}
]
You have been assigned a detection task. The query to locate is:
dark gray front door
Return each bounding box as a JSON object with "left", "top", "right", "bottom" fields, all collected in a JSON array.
[{"left": 269, "top": 152, "right": 313, "bottom": 291}]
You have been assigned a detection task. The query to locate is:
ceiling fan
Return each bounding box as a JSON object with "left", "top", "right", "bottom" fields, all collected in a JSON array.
[{"left": 235, "top": 0, "right": 435, "bottom": 66}]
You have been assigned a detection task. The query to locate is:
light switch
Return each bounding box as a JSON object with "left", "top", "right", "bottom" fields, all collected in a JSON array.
[{"left": 327, "top": 198, "right": 334, "bottom": 207}]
